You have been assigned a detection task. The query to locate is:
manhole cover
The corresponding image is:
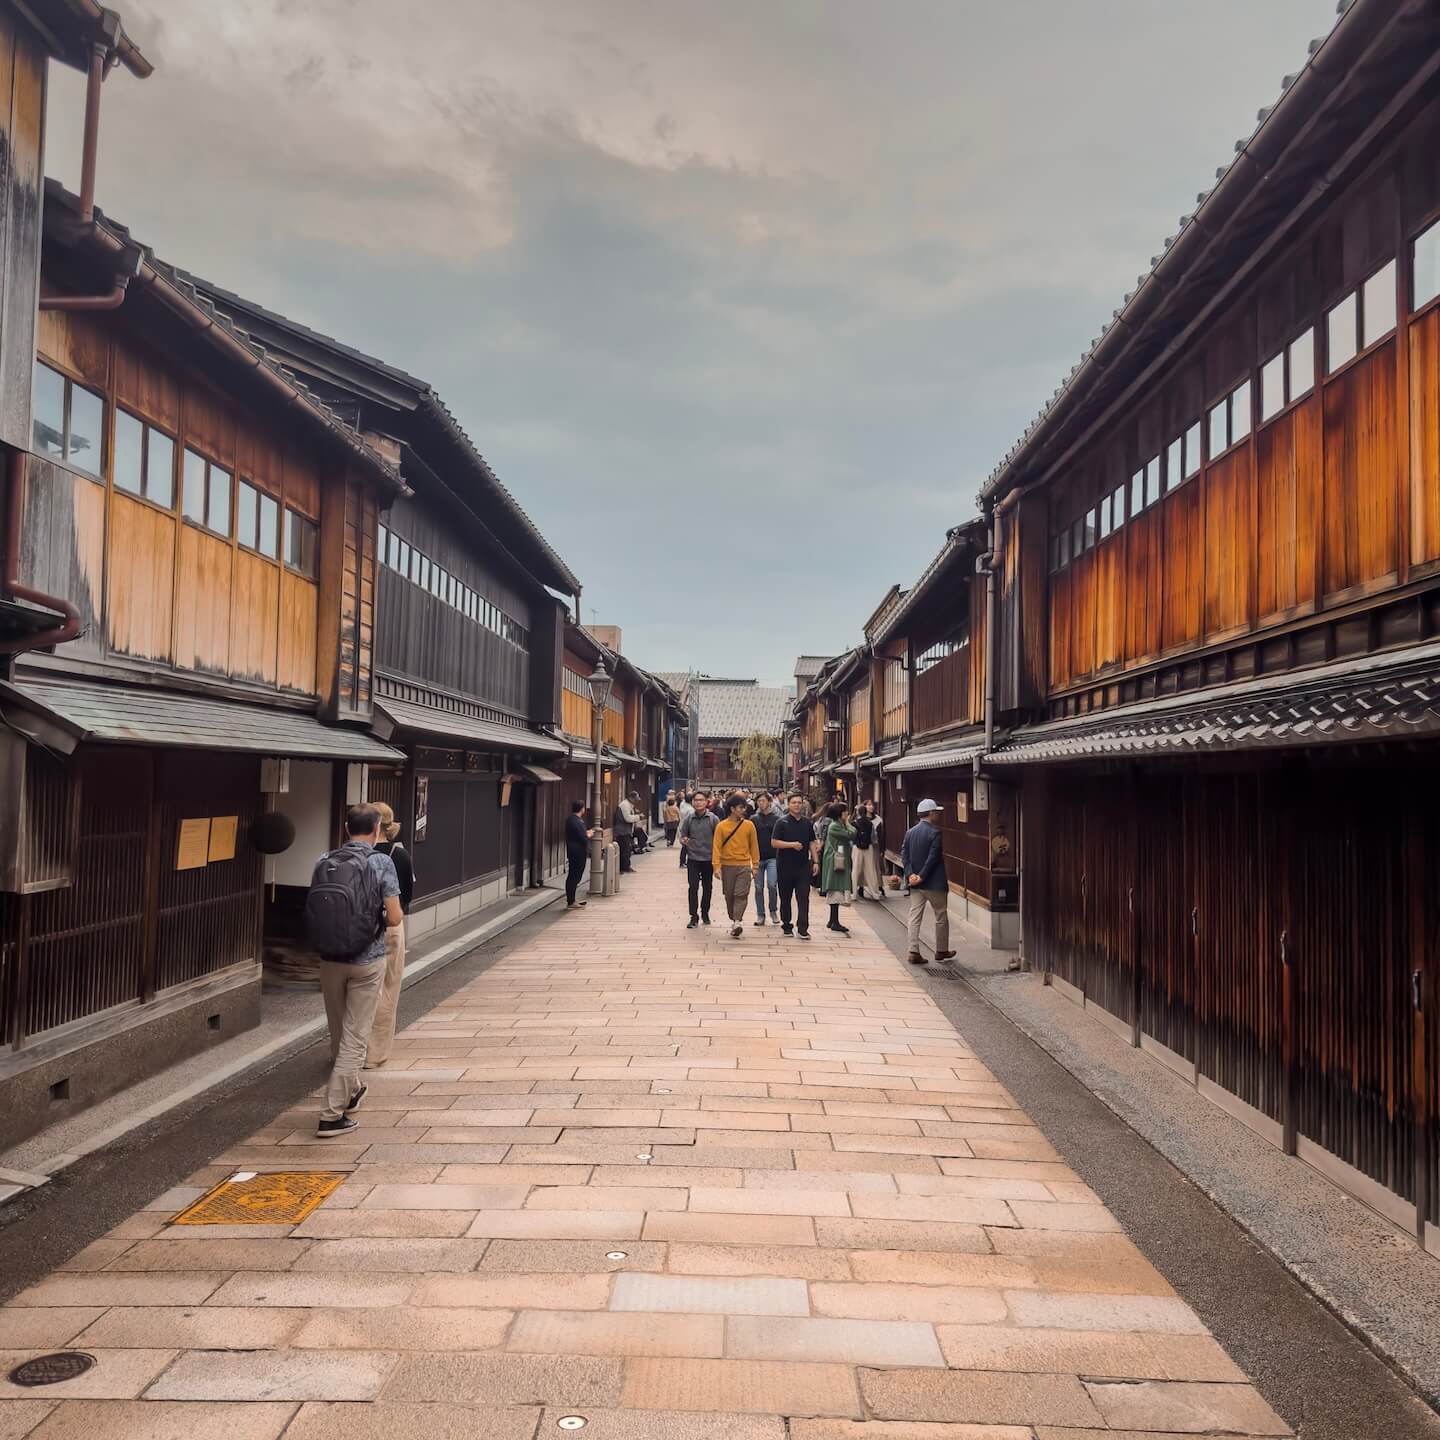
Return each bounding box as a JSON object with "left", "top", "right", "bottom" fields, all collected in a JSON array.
[
  {"left": 8, "top": 1352, "right": 95, "bottom": 1387},
  {"left": 172, "top": 1171, "right": 346, "bottom": 1225}
]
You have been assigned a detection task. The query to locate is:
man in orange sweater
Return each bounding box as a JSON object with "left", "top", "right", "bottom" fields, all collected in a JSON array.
[{"left": 712, "top": 792, "right": 761, "bottom": 939}]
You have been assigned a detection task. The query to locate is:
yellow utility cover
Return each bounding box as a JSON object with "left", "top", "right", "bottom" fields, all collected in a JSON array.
[{"left": 171, "top": 1170, "right": 346, "bottom": 1225}]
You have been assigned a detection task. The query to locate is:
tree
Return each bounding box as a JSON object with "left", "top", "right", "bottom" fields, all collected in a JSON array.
[{"left": 734, "top": 731, "right": 782, "bottom": 786}]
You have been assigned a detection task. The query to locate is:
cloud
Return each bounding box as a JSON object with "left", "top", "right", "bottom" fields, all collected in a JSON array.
[{"left": 46, "top": 0, "right": 1339, "bottom": 678}]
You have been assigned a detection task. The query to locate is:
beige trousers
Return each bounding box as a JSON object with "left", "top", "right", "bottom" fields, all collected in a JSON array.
[
  {"left": 721, "top": 865, "right": 753, "bottom": 923},
  {"left": 366, "top": 922, "right": 407, "bottom": 1066},
  {"left": 906, "top": 888, "right": 951, "bottom": 956},
  {"left": 318, "top": 957, "right": 384, "bottom": 1120},
  {"left": 855, "top": 845, "right": 882, "bottom": 896}
]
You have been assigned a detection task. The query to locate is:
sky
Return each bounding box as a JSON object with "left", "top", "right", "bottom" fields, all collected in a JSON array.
[{"left": 46, "top": 0, "right": 1339, "bottom": 686}]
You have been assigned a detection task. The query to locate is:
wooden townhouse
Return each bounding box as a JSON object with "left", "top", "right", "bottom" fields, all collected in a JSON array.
[
  {"left": 980, "top": 0, "right": 1440, "bottom": 1248},
  {"left": 176, "top": 278, "right": 586, "bottom": 939},
  {"left": 0, "top": 0, "right": 420, "bottom": 1145},
  {"left": 693, "top": 678, "right": 790, "bottom": 792}
]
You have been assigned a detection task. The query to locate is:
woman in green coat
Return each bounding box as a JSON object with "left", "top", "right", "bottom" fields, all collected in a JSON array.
[{"left": 819, "top": 802, "right": 856, "bottom": 935}]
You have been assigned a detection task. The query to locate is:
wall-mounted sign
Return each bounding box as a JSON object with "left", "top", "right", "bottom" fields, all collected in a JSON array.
[
  {"left": 414, "top": 775, "right": 429, "bottom": 842},
  {"left": 176, "top": 817, "right": 211, "bottom": 871},
  {"left": 956, "top": 793, "right": 969, "bottom": 824},
  {"left": 973, "top": 777, "right": 991, "bottom": 812},
  {"left": 207, "top": 815, "right": 239, "bottom": 863}
]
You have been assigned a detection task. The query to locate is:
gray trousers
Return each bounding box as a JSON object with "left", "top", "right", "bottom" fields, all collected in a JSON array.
[
  {"left": 907, "top": 888, "right": 950, "bottom": 955},
  {"left": 319, "top": 956, "right": 384, "bottom": 1119},
  {"left": 721, "top": 865, "right": 753, "bottom": 923}
]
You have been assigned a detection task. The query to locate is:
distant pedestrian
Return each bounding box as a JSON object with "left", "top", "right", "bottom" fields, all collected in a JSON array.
[
  {"left": 853, "top": 800, "right": 882, "bottom": 900},
  {"left": 713, "top": 792, "right": 761, "bottom": 939},
  {"left": 663, "top": 793, "right": 681, "bottom": 846},
  {"left": 304, "top": 804, "right": 402, "bottom": 1137},
  {"left": 365, "top": 801, "right": 414, "bottom": 1068},
  {"left": 630, "top": 792, "right": 651, "bottom": 853},
  {"left": 678, "top": 792, "right": 695, "bottom": 868},
  {"left": 751, "top": 791, "right": 781, "bottom": 926},
  {"left": 614, "top": 792, "right": 639, "bottom": 872},
  {"left": 679, "top": 790, "right": 718, "bottom": 927},
  {"left": 565, "top": 800, "right": 593, "bottom": 907},
  {"left": 772, "top": 792, "right": 818, "bottom": 939},
  {"left": 902, "top": 797, "right": 956, "bottom": 966},
  {"left": 818, "top": 802, "right": 855, "bottom": 934}
]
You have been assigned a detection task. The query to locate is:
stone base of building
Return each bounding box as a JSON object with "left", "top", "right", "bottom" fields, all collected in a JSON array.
[{"left": 0, "top": 965, "right": 261, "bottom": 1153}]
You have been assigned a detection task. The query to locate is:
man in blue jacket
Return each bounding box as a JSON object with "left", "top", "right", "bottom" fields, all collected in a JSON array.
[{"left": 901, "top": 798, "right": 956, "bottom": 966}]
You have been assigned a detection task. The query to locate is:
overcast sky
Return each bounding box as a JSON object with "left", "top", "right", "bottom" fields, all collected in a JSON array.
[{"left": 47, "top": 0, "right": 1337, "bottom": 685}]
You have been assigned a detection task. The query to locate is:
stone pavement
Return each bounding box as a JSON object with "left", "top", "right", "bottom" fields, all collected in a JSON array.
[{"left": 0, "top": 849, "right": 1291, "bottom": 1439}]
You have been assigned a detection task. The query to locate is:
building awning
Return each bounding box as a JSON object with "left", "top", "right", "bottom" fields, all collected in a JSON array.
[
  {"left": 604, "top": 747, "right": 641, "bottom": 766},
  {"left": 884, "top": 738, "right": 983, "bottom": 773},
  {"left": 860, "top": 754, "right": 885, "bottom": 770},
  {"left": 520, "top": 764, "right": 562, "bottom": 783},
  {"left": 566, "top": 743, "right": 599, "bottom": 766},
  {"left": 375, "top": 698, "right": 567, "bottom": 755},
  {"left": 0, "top": 676, "right": 404, "bottom": 762},
  {"left": 986, "top": 647, "right": 1440, "bottom": 767}
]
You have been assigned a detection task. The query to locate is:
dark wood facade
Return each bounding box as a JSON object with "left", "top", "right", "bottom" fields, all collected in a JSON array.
[{"left": 980, "top": 1, "right": 1440, "bottom": 1247}]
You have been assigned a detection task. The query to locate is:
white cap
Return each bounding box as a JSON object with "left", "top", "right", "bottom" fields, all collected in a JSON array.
[{"left": 916, "top": 798, "right": 941, "bottom": 814}]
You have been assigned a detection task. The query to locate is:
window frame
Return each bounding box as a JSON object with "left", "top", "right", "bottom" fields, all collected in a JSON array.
[
  {"left": 32, "top": 361, "right": 106, "bottom": 481},
  {"left": 282, "top": 505, "right": 319, "bottom": 580},
  {"left": 1206, "top": 379, "right": 1251, "bottom": 462},
  {"left": 112, "top": 405, "right": 178, "bottom": 511},
  {"left": 1413, "top": 214, "right": 1440, "bottom": 319},
  {"left": 180, "top": 446, "right": 233, "bottom": 539},
  {"left": 1325, "top": 257, "right": 1398, "bottom": 379},
  {"left": 236, "top": 479, "right": 280, "bottom": 560}
]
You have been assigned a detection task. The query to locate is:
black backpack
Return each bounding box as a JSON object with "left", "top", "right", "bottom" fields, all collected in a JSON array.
[{"left": 304, "top": 846, "right": 384, "bottom": 960}]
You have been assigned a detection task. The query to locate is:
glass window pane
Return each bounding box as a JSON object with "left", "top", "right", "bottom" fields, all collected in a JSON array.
[
  {"left": 1289, "top": 329, "right": 1314, "bottom": 400},
  {"left": 1328, "top": 291, "right": 1357, "bottom": 371},
  {"left": 378, "top": 523, "right": 388, "bottom": 562},
  {"left": 67, "top": 384, "right": 103, "bottom": 476},
  {"left": 1112, "top": 482, "right": 1127, "bottom": 526},
  {"left": 183, "top": 449, "right": 207, "bottom": 523},
  {"left": 399, "top": 539, "right": 410, "bottom": 575},
  {"left": 1363, "top": 260, "right": 1396, "bottom": 346},
  {"left": 1261, "top": 354, "right": 1285, "bottom": 422},
  {"left": 147, "top": 429, "right": 174, "bottom": 508},
  {"left": 258, "top": 493, "right": 279, "bottom": 557},
  {"left": 207, "top": 466, "right": 231, "bottom": 536},
  {"left": 1058, "top": 530, "right": 1069, "bottom": 567},
  {"left": 1098, "top": 495, "right": 1112, "bottom": 539},
  {"left": 1185, "top": 422, "right": 1201, "bottom": 478},
  {"left": 1232, "top": 381, "right": 1251, "bottom": 441},
  {"left": 1071, "top": 518, "right": 1082, "bottom": 556},
  {"left": 237, "top": 480, "right": 258, "bottom": 549},
  {"left": 1416, "top": 219, "right": 1440, "bottom": 312},
  {"left": 1166, "top": 438, "right": 1182, "bottom": 492},
  {"left": 409, "top": 548, "right": 421, "bottom": 583},
  {"left": 1130, "top": 470, "right": 1144, "bottom": 515},
  {"left": 1145, "top": 456, "right": 1160, "bottom": 507},
  {"left": 1208, "top": 401, "right": 1227, "bottom": 458},
  {"left": 113, "top": 409, "right": 144, "bottom": 495},
  {"left": 299, "top": 516, "right": 317, "bottom": 578},
  {"left": 32, "top": 364, "right": 66, "bottom": 457}
]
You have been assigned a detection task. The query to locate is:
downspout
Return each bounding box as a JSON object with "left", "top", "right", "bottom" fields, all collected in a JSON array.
[
  {"left": 976, "top": 523, "right": 997, "bottom": 759},
  {"left": 1, "top": 450, "right": 83, "bottom": 656}
]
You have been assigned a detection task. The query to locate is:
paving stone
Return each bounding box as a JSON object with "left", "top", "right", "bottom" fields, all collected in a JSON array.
[
  {"left": 508, "top": 1308, "right": 724, "bottom": 1357},
  {"left": 383, "top": 1352, "right": 623, "bottom": 1405},
  {"left": 291, "top": 1305, "right": 512, "bottom": 1351},
  {"left": 621, "top": 1357, "right": 861, "bottom": 1417},
  {"left": 1006, "top": 1291, "right": 1208, "bottom": 1334},
  {"left": 148, "top": 1349, "right": 395, "bottom": 1402},
  {"left": 466, "top": 1209, "right": 644, "bottom": 1240},
  {"left": 847, "top": 1194, "right": 1016, "bottom": 1226},
  {"left": 643, "top": 1212, "right": 815, "bottom": 1246},
  {"left": 98, "top": 1239, "right": 311, "bottom": 1272},
  {"left": 292, "top": 1238, "right": 491, "bottom": 1272},
  {"left": 536, "top": 1407, "right": 784, "bottom": 1439},
  {"left": 9, "top": 1275, "right": 227, "bottom": 1307},
  {"left": 742, "top": 1168, "right": 897, "bottom": 1194},
  {"left": 525, "top": 1185, "right": 687, "bottom": 1211},
  {"left": 56, "top": 1239, "right": 134, "bottom": 1272},
  {"left": 791, "top": 1420, "right": 1031, "bottom": 1439},
  {"left": 1084, "top": 1380, "right": 1291, "bottom": 1434},
  {"left": 0, "top": 1402, "right": 53, "bottom": 1440},
  {"left": 811, "top": 1281, "right": 1008, "bottom": 1324},
  {"left": 936, "top": 1326, "right": 1245, "bottom": 1382},
  {"left": 285, "top": 1402, "right": 538, "bottom": 1440},
  {"left": 814, "top": 1219, "right": 990, "bottom": 1253},
  {"left": 360, "top": 1144, "right": 509, "bottom": 1164},
  {"left": 292, "top": 1210, "right": 477, "bottom": 1239},
  {"left": 73, "top": 1307, "right": 305, "bottom": 1349},
  {"left": 894, "top": 1174, "right": 1056, "bottom": 1202},
  {"left": 860, "top": 1368, "right": 1102, "bottom": 1428},
  {"left": 795, "top": 1150, "right": 941, "bottom": 1176},
  {"left": 0, "top": 1310, "right": 104, "bottom": 1348},
  {"left": 686, "top": 1186, "right": 850, "bottom": 1217},
  {"left": 206, "top": 1274, "right": 418, "bottom": 1308},
  {"left": 726, "top": 1315, "right": 944, "bottom": 1366},
  {"left": 24, "top": 1401, "right": 297, "bottom": 1440},
  {"left": 0, "top": 1350, "right": 176, "bottom": 1401},
  {"left": 413, "top": 1271, "right": 613, "bottom": 1308},
  {"left": 664, "top": 1243, "right": 853, "bottom": 1280},
  {"left": 611, "top": 1273, "right": 809, "bottom": 1316},
  {"left": 1006, "top": 1201, "right": 1121, "bottom": 1232},
  {"left": 590, "top": 1166, "right": 742, "bottom": 1188},
  {"left": 478, "top": 1240, "right": 668, "bottom": 1273},
  {"left": 360, "top": 1183, "right": 529, "bottom": 1210},
  {"left": 647, "top": 1146, "right": 799, "bottom": 1169}
]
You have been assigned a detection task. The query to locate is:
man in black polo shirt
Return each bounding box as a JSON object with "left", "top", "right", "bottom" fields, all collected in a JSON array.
[{"left": 771, "top": 791, "right": 819, "bottom": 940}]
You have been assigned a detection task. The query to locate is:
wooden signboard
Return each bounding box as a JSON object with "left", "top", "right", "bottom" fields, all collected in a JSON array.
[{"left": 176, "top": 818, "right": 211, "bottom": 870}]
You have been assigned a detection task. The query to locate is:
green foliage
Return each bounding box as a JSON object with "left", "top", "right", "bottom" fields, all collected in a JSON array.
[{"left": 735, "top": 730, "right": 783, "bottom": 784}]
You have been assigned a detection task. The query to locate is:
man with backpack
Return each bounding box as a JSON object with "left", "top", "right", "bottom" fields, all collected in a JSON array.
[{"left": 304, "top": 804, "right": 402, "bottom": 1138}]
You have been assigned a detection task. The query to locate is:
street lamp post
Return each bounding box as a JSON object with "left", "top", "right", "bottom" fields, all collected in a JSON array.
[{"left": 587, "top": 661, "right": 613, "bottom": 896}]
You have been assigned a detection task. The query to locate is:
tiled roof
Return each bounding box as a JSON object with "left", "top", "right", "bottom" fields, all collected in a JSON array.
[
  {"left": 793, "top": 656, "right": 830, "bottom": 680},
  {"left": 696, "top": 682, "right": 792, "bottom": 739},
  {"left": 884, "top": 734, "right": 985, "bottom": 773},
  {"left": 987, "top": 646, "right": 1440, "bottom": 766},
  {"left": 376, "top": 698, "right": 566, "bottom": 755}
]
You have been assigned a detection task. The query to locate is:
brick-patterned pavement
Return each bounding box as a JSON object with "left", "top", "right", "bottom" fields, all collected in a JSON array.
[{"left": 0, "top": 849, "right": 1291, "bottom": 1438}]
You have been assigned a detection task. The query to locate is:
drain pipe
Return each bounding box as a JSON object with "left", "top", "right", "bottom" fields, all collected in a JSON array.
[
  {"left": 975, "top": 521, "right": 997, "bottom": 759},
  {"left": 0, "top": 450, "right": 83, "bottom": 656}
]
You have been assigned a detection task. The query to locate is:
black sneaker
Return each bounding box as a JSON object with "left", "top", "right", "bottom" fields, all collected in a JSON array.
[
  {"left": 781, "top": 926, "right": 793, "bottom": 936},
  {"left": 687, "top": 917, "right": 698, "bottom": 929},
  {"left": 316, "top": 1115, "right": 359, "bottom": 1138},
  {"left": 346, "top": 1083, "right": 367, "bottom": 1113},
  {"left": 701, "top": 916, "right": 711, "bottom": 926},
  {"left": 770, "top": 913, "right": 780, "bottom": 924},
  {"left": 797, "top": 930, "right": 811, "bottom": 941}
]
